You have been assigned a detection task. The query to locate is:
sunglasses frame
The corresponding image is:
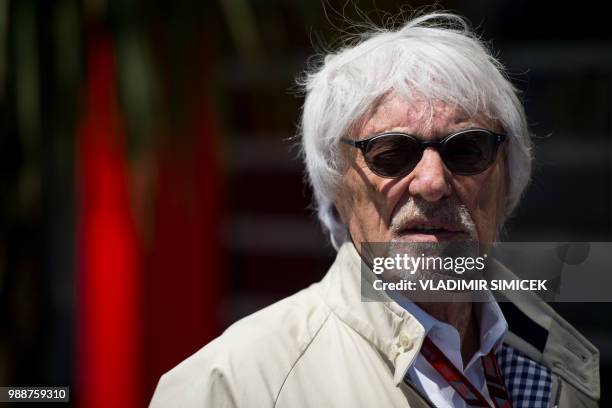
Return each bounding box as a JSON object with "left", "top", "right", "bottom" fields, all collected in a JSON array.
[{"left": 340, "top": 127, "right": 507, "bottom": 178}]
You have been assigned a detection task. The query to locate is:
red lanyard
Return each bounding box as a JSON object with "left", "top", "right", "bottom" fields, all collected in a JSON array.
[{"left": 419, "top": 336, "right": 513, "bottom": 408}]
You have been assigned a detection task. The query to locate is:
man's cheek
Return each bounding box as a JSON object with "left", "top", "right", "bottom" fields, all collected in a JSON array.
[
  {"left": 474, "top": 189, "right": 505, "bottom": 241},
  {"left": 451, "top": 179, "right": 479, "bottom": 211}
]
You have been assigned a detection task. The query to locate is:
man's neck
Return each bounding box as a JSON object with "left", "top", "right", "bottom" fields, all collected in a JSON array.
[{"left": 416, "top": 301, "right": 480, "bottom": 368}]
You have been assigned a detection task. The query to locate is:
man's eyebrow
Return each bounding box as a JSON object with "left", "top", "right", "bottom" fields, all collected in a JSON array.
[
  {"left": 363, "top": 121, "right": 481, "bottom": 139},
  {"left": 361, "top": 123, "right": 413, "bottom": 137}
]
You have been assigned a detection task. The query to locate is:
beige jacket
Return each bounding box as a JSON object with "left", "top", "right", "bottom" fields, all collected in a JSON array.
[{"left": 150, "top": 242, "right": 600, "bottom": 407}]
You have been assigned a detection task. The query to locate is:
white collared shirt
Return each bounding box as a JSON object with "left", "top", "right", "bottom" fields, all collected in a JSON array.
[{"left": 395, "top": 293, "right": 508, "bottom": 408}]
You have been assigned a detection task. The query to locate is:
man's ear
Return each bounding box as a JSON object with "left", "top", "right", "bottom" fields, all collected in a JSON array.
[
  {"left": 502, "top": 144, "right": 511, "bottom": 215},
  {"left": 332, "top": 189, "right": 349, "bottom": 227},
  {"left": 331, "top": 204, "right": 342, "bottom": 223},
  {"left": 503, "top": 143, "right": 510, "bottom": 202},
  {"left": 327, "top": 202, "right": 350, "bottom": 250}
]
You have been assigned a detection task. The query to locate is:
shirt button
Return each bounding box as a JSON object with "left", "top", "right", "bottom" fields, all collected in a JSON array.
[{"left": 399, "top": 332, "right": 414, "bottom": 350}]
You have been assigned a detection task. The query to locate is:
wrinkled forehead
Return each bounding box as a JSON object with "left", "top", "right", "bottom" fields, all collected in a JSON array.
[{"left": 354, "top": 92, "right": 499, "bottom": 140}]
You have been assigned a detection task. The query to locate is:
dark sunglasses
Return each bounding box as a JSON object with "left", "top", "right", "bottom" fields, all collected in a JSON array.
[{"left": 340, "top": 128, "right": 507, "bottom": 178}]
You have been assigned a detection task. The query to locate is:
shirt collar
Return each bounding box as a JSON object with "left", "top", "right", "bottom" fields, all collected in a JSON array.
[
  {"left": 476, "top": 292, "right": 508, "bottom": 356},
  {"left": 391, "top": 290, "right": 508, "bottom": 369},
  {"left": 393, "top": 290, "right": 507, "bottom": 349}
]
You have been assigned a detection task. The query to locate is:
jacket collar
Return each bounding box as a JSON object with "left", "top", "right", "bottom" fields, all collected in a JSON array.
[
  {"left": 319, "top": 241, "right": 425, "bottom": 386},
  {"left": 486, "top": 259, "right": 600, "bottom": 400}
]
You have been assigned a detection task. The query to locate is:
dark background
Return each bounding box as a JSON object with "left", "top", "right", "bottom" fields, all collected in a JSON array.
[{"left": 0, "top": 0, "right": 610, "bottom": 406}]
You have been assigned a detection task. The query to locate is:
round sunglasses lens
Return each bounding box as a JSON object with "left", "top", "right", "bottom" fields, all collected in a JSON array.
[
  {"left": 443, "top": 130, "right": 497, "bottom": 174},
  {"left": 365, "top": 134, "right": 421, "bottom": 177}
]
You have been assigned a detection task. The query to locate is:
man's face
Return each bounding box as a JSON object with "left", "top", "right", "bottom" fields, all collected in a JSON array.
[{"left": 335, "top": 93, "right": 508, "bottom": 248}]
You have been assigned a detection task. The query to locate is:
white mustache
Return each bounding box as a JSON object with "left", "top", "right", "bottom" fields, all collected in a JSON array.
[{"left": 390, "top": 197, "right": 477, "bottom": 238}]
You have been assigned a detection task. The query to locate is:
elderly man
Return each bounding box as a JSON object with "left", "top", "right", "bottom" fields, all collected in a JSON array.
[{"left": 150, "top": 12, "right": 600, "bottom": 408}]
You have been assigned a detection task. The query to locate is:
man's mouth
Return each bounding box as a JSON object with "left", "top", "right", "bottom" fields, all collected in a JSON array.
[{"left": 397, "top": 221, "right": 468, "bottom": 242}]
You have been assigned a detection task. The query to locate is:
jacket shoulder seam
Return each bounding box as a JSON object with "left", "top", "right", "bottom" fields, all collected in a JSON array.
[{"left": 272, "top": 304, "right": 332, "bottom": 407}]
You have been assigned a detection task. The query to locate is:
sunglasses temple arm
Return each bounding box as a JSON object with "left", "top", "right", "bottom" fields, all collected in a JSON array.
[
  {"left": 340, "top": 138, "right": 370, "bottom": 151},
  {"left": 340, "top": 138, "right": 358, "bottom": 146}
]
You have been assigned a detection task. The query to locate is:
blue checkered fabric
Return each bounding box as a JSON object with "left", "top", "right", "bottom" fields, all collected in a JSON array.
[{"left": 496, "top": 344, "right": 552, "bottom": 408}]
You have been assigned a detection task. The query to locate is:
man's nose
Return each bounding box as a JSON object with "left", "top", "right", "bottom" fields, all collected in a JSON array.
[{"left": 407, "top": 148, "right": 452, "bottom": 202}]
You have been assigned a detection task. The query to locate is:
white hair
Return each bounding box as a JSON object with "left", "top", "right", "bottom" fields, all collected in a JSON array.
[{"left": 298, "top": 12, "right": 533, "bottom": 250}]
